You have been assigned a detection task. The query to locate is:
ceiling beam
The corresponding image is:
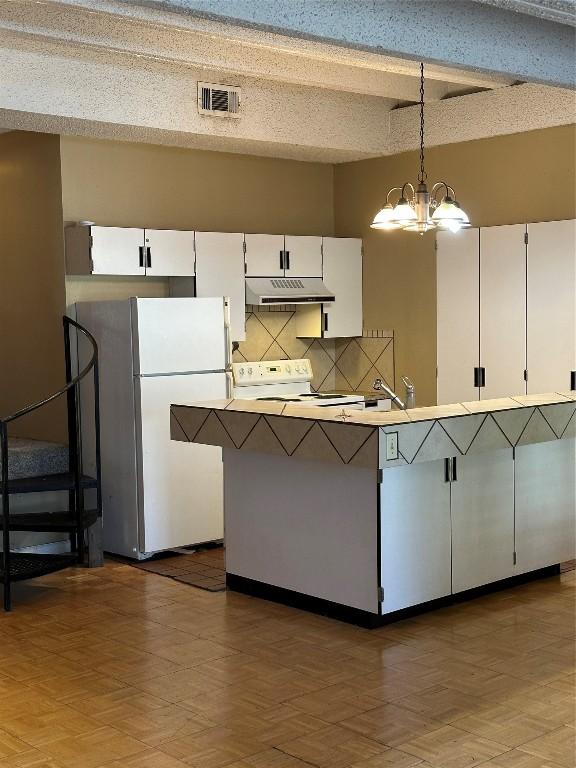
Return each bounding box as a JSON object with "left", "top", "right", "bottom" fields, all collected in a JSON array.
[
  {"left": 133, "top": 0, "right": 576, "bottom": 88},
  {"left": 0, "top": 1, "right": 513, "bottom": 100}
]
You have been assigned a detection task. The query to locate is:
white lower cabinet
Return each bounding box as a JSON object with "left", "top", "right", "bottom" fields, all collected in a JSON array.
[
  {"left": 378, "top": 445, "right": 566, "bottom": 612},
  {"left": 515, "top": 439, "right": 576, "bottom": 574},
  {"left": 451, "top": 449, "right": 515, "bottom": 592},
  {"left": 380, "top": 460, "right": 452, "bottom": 613}
]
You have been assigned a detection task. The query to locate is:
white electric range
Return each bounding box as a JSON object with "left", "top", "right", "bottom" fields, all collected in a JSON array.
[{"left": 232, "top": 358, "right": 389, "bottom": 410}]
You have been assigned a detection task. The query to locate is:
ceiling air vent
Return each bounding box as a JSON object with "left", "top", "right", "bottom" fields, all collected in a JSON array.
[{"left": 198, "top": 82, "right": 241, "bottom": 118}]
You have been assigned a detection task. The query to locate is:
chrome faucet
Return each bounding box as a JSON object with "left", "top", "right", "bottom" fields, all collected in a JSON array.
[{"left": 373, "top": 376, "right": 415, "bottom": 410}]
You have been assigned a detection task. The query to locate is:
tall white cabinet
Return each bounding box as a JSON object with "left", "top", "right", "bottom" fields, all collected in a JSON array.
[
  {"left": 194, "top": 232, "right": 246, "bottom": 343},
  {"left": 437, "top": 229, "right": 479, "bottom": 405},
  {"left": 527, "top": 220, "right": 576, "bottom": 394},
  {"left": 437, "top": 219, "right": 576, "bottom": 404},
  {"left": 479, "top": 225, "right": 526, "bottom": 400}
]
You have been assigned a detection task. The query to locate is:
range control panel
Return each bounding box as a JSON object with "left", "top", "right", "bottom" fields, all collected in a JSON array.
[{"left": 232, "top": 359, "right": 312, "bottom": 387}]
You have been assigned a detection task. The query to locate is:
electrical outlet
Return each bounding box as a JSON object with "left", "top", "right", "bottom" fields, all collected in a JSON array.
[{"left": 386, "top": 431, "right": 398, "bottom": 461}]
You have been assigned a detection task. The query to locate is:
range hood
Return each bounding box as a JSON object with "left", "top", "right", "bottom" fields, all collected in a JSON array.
[{"left": 245, "top": 277, "right": 335, "bottom": 305}]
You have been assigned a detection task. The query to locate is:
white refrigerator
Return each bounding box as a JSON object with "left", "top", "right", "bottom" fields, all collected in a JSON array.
[{"left": 75, "top": 297, "right": 230, "bottom": 559}]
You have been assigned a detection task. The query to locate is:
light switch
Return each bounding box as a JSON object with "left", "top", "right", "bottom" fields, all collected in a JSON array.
[{"left": 386, "top": 431, "right": 398, "bottom": 461}]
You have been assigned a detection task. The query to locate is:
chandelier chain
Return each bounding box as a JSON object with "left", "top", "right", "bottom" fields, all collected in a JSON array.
[{"left": 419, "top": 62, "right": 426, "bottom": 184}]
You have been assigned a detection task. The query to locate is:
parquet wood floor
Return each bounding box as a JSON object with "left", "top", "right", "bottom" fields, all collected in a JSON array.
[{"left": 0, "top": 563, "right": 573, "bottom": 767}]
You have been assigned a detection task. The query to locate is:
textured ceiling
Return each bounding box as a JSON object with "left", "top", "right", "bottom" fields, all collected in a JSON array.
[{"left": 472, "top": 0, "right": 576, "bottom": 25}]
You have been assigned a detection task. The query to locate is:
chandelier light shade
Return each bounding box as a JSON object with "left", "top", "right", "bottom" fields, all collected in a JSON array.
[{"left": 371, "top": 63, "right": 470, "bottom": 235}]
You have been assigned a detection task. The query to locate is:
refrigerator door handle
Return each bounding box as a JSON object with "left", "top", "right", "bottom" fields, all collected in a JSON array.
[{"left": 225, "top": 371, "right": 234, "bottom": 399}]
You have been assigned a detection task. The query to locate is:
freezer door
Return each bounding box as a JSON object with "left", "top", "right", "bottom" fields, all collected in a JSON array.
[
  {"left": 136, "top": 373, "right": 227, "bottom": 554},
  {"left": 132, "top": 297, "right": 229, "bottom": 375}
]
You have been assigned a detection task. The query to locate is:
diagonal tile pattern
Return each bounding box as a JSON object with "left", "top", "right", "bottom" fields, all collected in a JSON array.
[
  {"left": 492, "top": 409, "right": 534, "bottom": 446},
  {"left": 539, "top": 402, "right": 576, "bottom": 438},
  {"left": 465, "top": 414, "right": 511, "bottom": 455},
  {"left": 517, "top": 409, "right": 557, "bottom": 447},
  {"left": 335, "top": 334, "right": 394, "bottom": 393},
  {"left": 173, "top": 395, "right": 574, "bottom": 470},
  {"left": 235, "top": 308, "right": 395, "bottom": 395}
]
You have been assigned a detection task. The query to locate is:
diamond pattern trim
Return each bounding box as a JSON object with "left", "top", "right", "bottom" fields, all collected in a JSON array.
[
  {"left": 492, "top": 409, "right": 533, "bottom": 445},
  {"left": 264, "top": 415, "right": 316, "bottom": 455},
  {"left": 516, "top": 408, "right": 557, "bottom": 446},
  {"left": 539, "top": 402, "right": 576, "bottom": 438}
]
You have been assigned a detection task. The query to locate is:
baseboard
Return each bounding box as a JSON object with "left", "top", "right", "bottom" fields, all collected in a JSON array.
[
  {"left": 226, "top": 564, "right": 562, "bottom": 628},
  {"left": 225, "top": 573, "right": 383, "bottom": 629}
]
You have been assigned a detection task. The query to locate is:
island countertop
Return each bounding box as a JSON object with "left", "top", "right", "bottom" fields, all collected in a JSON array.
[{"left": 171, "top": 391, "right": 576, "bottom": 470}]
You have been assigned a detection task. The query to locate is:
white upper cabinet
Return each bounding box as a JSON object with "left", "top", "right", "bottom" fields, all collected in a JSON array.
[
  {"left": 194, "top": 231, "right": 246, "bottom": 342},
  {"left": 144, "top": 229, "right": 195, "bottom": 277},
  {"left": 480, "top": 224, "right": 526, "bottom": 400},
  {"left": 244, "top": 234, "right": 284, "bottom": 277},
  {"left": 65, "top": 225, "right": 195, "bottom": 277},
  {"left": 91, "top": 226, "right": 145, "bottom": 275},
  {"left": 284, "top": 235, "right": 323, "bottom": 278},
  {"left": 527, "top": 220, "right": 576, "bottom": 394},
  {"left": 244, "top": 234, "right": 323, "bottom": 278},
  {"left": 322, "top": 237, "right": 362, "bottom": 339},
  {"left": 437, "top": 229, "right": 480, "bottom": 405}
]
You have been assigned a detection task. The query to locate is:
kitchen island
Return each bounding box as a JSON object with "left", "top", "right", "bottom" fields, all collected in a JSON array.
[{"left": 171, "top": 393, "right": 576, "bottom": 627}]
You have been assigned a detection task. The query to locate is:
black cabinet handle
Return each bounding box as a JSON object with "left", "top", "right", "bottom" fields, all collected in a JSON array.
[
  {"left": 451, "top": 456, "right": 457, "bottom": 482},
  {"left": 146, "top": 247, "right": 152, "bottom": 268},
  {"left": 474, "top": 367, "right": 486, "bottom": 388},
  {"left": 285, "top": 251, "right": 290, "bottom": 270},
  {"left": 323, "top": 313, "right": 328, "bottom": 333},
  {"left": 279, "top": 251, "right": 284, "bottom": 270},
  {"left": 138, "top": 246, "right": 144, "bottom": 268},
  {"left": 444, "top": 458, "right": 451, "bottom": 483},
  {"left": 571, "top": 371, "right": 576, "bottom": 391}
]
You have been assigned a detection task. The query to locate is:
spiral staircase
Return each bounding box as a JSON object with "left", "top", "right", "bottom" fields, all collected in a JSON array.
[{"left": 0, "top": 317, "right": 102, "bottom": 610}]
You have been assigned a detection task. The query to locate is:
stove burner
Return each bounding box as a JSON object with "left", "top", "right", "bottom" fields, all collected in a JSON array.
[
  {"left": 255, "top": 397, "right": 295, "bottom": 402},
  {"left": 298, "top": 393, "right": 347, "bottom": 400}
]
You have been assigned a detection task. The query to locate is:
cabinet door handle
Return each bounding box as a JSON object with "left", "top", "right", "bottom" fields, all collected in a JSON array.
[
  {"left": 138, "top": 246, "right": 144, "bottom": 268},
  {"left": 473, "top": 367, "right": 480, "bottom": 388},
  {"left": 323, "top": 312, "right": 329, "bottom": 334},
  {"left": 279, "top": 251, "right": 284, "bottom": 270},
  {"left": 285, "top": 251, "right": 290, "bottom": 270},
  {"left": 146, "top": 247, "right": 152, "bottom": 268},
  {"left": 451, "top": 456, "right": 457, "bottom": 482},
  {"left": 571, "top": 371, "right": 576, "bottom": 391},
  {"left": 480, "top": 367, "right": 486, "bottom": 388},
  {"left": 444, "top": 457, "right": 451, "bottom": 483},
  {"left": 474, "top": 367, "right": 486, "bottom": 388}
]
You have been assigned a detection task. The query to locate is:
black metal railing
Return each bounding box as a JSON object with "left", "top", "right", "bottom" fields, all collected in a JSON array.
[{"left": 0, "top": 316, "right": 101, "bottom": 610}]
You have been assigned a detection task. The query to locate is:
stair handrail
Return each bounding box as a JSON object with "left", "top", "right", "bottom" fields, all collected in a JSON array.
[
  {"left": 0, "top": 316, "right": 101, "bottom": 610},
  {"left": 0, "top": 318, "right": 98, "bottom": 425}
]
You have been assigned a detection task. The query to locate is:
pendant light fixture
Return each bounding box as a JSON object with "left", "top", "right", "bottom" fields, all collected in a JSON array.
[{"left": 371, "top": 63, "right": 470, "bottom": 235}]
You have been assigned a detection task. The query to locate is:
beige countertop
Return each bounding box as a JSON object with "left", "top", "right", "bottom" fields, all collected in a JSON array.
[
  {"left": 173, "top": 392, "right": 574, "bottom": 428},
  {"left": 171, "top": 391, "right": 576, "bottom": 470}
]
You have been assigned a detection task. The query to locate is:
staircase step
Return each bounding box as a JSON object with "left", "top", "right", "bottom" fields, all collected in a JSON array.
[
  {"left": 2, "top": 472, "right": 97, "bottom": 495},
  {"left": 1, "top": 438, "right": 68, "bottom": 480},
  {"left": 0, "top": 552, "right": 78, "bottom": 582},
  {"left": 0, "top": 509, "right": 99, "bottom": 532}
]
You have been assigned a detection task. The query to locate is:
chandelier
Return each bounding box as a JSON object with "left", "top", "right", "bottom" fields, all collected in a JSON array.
[{"left": 371, "top": 63, "right": 470, "bottom": 235}]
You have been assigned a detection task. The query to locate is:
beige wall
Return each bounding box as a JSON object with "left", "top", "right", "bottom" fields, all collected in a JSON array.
[
  {"left": 61, "top": 135, "right": 334, "bottom": 233},
  {"left": 0, "top": 131, "right": 67, "bottom": 440},
  {"left": 334, "top": 125, "right": 576, "bottom": 406},
  {"left": 61, "top": 135, "right": 334, "bottom": 304}
]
